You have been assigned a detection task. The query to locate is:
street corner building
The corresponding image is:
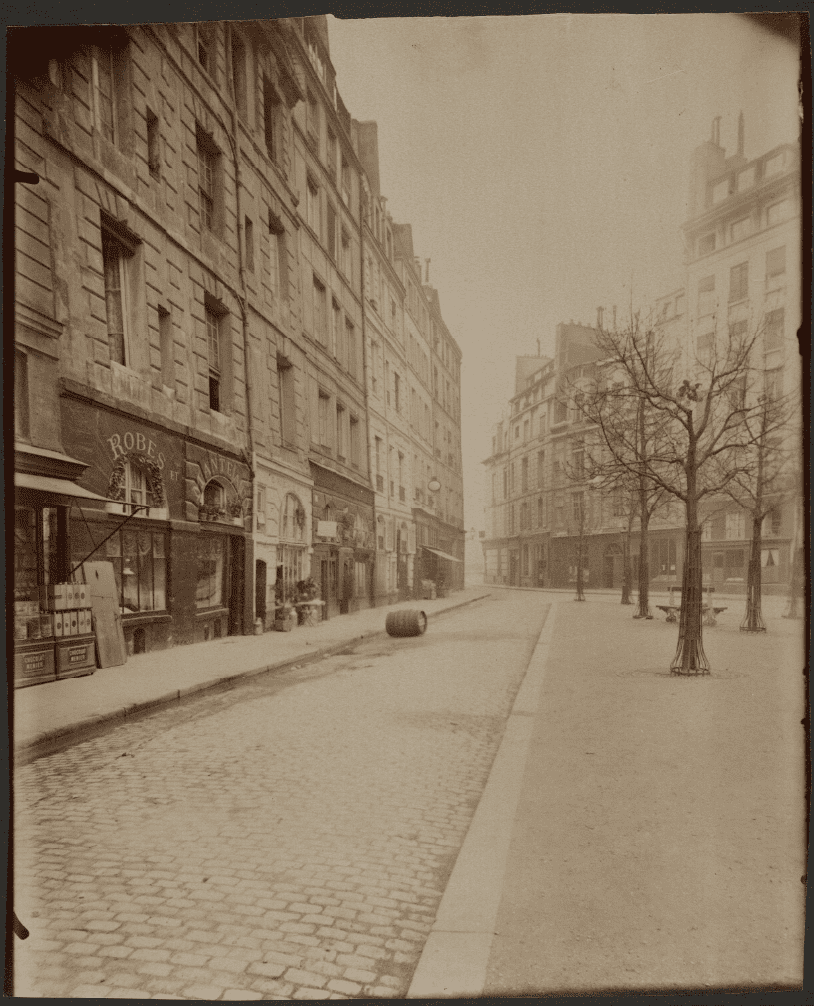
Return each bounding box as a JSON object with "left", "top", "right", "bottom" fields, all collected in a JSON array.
[
  {"left": 11, "top": 16, "right": 465, "bottom": 687},
  {"left": 481, "top": 116, "right": 802, "bottom": 595}
]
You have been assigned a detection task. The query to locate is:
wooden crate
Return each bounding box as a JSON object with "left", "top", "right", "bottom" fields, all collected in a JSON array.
[
  {"left": 14, "top": 640, "right": 56, "bottom": 688},
  {"left": 55, "top": 634, "right": 97, "bottom": 680}
]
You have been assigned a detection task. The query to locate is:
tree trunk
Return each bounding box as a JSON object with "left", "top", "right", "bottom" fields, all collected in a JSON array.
[
  {"left": 741, "top": 513, "right": 766, "bottom": 631},
  {"left": 574, "top": 528, "right": 586, "bottom": 601},
  {"left": 633, "top": 505, "right": 652, "bottom": 618},
  {"left": 671, "top": 452, "right": 709, "bottom": 675},
  {"left": 621, "top": 520, "right": 633, "bottom": 604}
]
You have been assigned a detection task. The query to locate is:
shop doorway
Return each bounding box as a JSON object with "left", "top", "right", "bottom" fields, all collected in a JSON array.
[
  {"left": 227, "top": 535, "right": 245, "bottom": 636},
  {"left": 255, "top": 559, "right": 267, "bottom": 626}
]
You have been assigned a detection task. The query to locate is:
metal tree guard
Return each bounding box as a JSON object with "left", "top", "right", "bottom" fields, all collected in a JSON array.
[
  {"left": 740, "top": 530, "right": 766, "bottom": 632},
  {"left": 670, "top": 525, "right": 710, "bottom": 675}
]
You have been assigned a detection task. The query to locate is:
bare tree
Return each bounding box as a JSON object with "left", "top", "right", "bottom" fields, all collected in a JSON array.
[
  {"left": 715, "top": 374, "right": 797, "bottom": 631},
  {"left": 577, "top": 315, "right": 769, "bottom": 674}
]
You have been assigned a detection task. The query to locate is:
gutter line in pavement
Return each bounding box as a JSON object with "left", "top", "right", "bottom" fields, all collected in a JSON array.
[
  {"left": 407, "top": 601, "right": 558, "bottom": 999},
  {"left": 16, "top": 593, "right": 492, "bottom": 766}
]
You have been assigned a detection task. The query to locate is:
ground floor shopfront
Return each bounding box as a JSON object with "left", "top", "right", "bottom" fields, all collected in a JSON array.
[
  {"left": 252, "top": 459, "right": 313, "bottom": 630},
  {"left": 55, "top": 393, "right": 254, "bottom": 655},
  {"left": 412, "top": 507, "right": 465, "bottom": 596},
  {"left": 310, "top": 462, "right": 375, "bottom": 620}
]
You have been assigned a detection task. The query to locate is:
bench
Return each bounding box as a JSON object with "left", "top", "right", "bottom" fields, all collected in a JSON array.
[{"left": 655, "top": 602, "right": 728, "bottom": 626}]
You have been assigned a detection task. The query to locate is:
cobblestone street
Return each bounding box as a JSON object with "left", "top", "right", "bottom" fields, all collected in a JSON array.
[{"left": 14, "top": 592, "right": 547, "bottom": 1000}]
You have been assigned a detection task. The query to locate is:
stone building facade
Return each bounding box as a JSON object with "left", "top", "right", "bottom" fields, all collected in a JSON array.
[{"left": 13, "top": 16, "right": 466, "bottom": 674}]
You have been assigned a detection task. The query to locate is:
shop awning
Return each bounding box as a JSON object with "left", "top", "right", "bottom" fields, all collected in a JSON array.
[
  {"left": 15, "top": 472, "right": 115, "bottom": 502},
  {"left": 422, "top": 545, "right": 463, "bottom": 563}
]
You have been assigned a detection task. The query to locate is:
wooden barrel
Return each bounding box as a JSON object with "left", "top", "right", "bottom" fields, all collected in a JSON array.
[{"left": 385, "top": 609, "right": 427, "bottom": 637}]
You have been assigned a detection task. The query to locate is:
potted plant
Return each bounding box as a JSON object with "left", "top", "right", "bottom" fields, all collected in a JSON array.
[
  {"left": 295, "top": 576, "right": 320, "bottom": 625},
  {"left": 273, "top": 580, "right": 297, "bottom": 631}
]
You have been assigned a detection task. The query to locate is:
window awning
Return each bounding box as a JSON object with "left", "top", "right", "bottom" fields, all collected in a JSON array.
[
  {"left": 15, "top": 472, "right": 115, "bottom": 502},
  {"left": 422, "top": 545, "right": 462, "bottom": 563}
]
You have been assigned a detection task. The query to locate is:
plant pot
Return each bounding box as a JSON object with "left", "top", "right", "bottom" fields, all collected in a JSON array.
[{"left": 274, "top": 611, "right": 297, "bottom": 632}]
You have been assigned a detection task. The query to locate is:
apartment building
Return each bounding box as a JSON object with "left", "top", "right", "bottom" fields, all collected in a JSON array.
[
  {"left": 13, "top": 16, "right": 465, "bottom": 681},
  {"left": 482, "top": 116, "right": 801, "bottom": 595},
  {"left": 683, "top": 116, "right": 802, "bottom": 593}
]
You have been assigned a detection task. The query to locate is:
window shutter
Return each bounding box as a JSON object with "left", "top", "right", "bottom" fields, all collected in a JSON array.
[
  {"left": 407, "top": 524, "right": 416, "bottom": 554},
  {"left": 386, "top": 518, "right": 394, "bottom": 552}
]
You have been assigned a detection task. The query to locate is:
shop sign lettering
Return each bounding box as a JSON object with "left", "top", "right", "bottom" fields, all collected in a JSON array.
[
  {"left": 199, "top": 451, "right": 241, "bottom": 485},
  {"left": 108, "top": 432, "right": 165, "bottom": 469}
]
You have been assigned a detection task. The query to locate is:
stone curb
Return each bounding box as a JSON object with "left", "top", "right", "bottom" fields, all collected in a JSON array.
[
  {"left": 408, "top": 600, "right": 557, "bottom": 998},
  {"left": 15, "top": 593, "right": 492, "bottom": 765}
]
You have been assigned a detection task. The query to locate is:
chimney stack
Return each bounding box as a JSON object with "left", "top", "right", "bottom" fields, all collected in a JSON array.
[
  {"left": 712, "top": 116, "right": 721, "bottom": 147},
  {"left": 737, "top": 111, "right": 744, "bottom": 157},
  {"left": 597, "top": 306, "right": 604, "bottom": 330},
  {"left": 425, "top": 258, "right": 431, "bottom": 283},
  {"left": 612, "top": 305, "right": 617, "bottom": 330}
]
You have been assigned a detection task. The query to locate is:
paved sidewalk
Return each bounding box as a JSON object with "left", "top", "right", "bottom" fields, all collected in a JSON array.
[
  {"left": 14, "top": 588, "right": 490, "bottom": 763},
  {"left": 409, "top": 593, "right": 806, "bottom": 996}
]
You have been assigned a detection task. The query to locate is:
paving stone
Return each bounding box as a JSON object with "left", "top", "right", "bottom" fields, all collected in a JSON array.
[
  {"left": 69, "top": 985, "right": 111, "bottom": 998},
  {"left": 183, "top": 984, "right": 226, "bottom": 999},
  {"left": 283, "top": 968, "right": 328, "bottom": 988},
  {"left": 137, "top": 962, "right": 174, "bottom": 977},
  {"left": 222, "top": 990, "right": 263, "bottom": 1000},
  {"left": 342, "top": 967, "right": 377, "bottom": 983},
  {"left": 293, "top": 988, "right": 332, "bottom": 999}
]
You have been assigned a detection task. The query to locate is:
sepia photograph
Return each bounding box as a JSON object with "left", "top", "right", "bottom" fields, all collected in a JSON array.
[{"left": 8, "top": 9, "right": 807, "bottom": 1000}]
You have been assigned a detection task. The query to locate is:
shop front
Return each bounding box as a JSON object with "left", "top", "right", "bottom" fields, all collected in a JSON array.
[
  {"left": 310, "top": 463, "right": 374, "bottom": 619},
  {"left": 13, "top": 442, "right": 116, "bottom": 687},
  {"left": 59, "top": 395, "right": 252, "bottom": 653}
]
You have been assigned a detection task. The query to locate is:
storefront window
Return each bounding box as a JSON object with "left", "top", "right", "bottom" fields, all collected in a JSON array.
[
  {"left": 15, "top": 506, "right": 61, "bottom": 597},
  {"left": 355, "top": 561, "right": 367, "bottom": 597},
  {"left": 15, "top": 507, "right": 39, "bottom": 599},
  {"left": 196, "top": 535, "right": 226, "bottom": 609},
  {"left": 278, "top": 544, "right": 305, "bottom": 601},
  {"left": 106, "top": 527, "right": 167, "bottom": 613}
]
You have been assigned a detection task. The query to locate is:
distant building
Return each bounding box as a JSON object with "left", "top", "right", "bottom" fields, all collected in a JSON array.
[{"left": 482, "top": 116, "right": 801, "bottom": 595}]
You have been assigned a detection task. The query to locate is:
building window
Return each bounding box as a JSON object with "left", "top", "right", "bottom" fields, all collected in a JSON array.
[
  {"left": 729, "top": 262, "right": 748, "bottom": 303},
  {"left": 766, "top": 200, "right": 790, "bottom": 226},
  {"left": 764, "top": 309, "right": 784, "bottom": 353},
  {"left": 277, "top": 354, "right": 296, "bottom": 448},
  {"left": 572, "top": 441, "right": 585, "bottom": 478},
  {"left": 697, "top": 275, "right": 715, "bottom": 316},
  {"left": 331, "top": 299, "right": 342, "bottom": 360},
  {"left": 306, "top": 90, "right": 318, "bottom": 145},
  {"left": 91, "top": 45, "right": 118, "bottom": 143},
  {"left": 269, "top": 212, "right": 286, "bottom": 298},
  {"left": 195, "top": 534, "right": 226, "bottom": 610},
  {"left": 146, "top": 108, "right": 160, "bottom": 178},
  {"left": 697, "top": 332, "right": 713, "bottom": 367},
  {"left": 711, "top": 178, "right": 729, "bottom": 204},
  {"left": 197, "top": 131, "right": 217, "bottom": 232},
  {"left": 766, "top": 246, "right": 786, "bottom": 282},
  {"left": 336, "top": 402, "right": 346, "bottom": 460},
  {"left": 327, "top": 202, "right": 338, "bottom": 261},
  {"left": 764, "top": 151, "right": 786, "bottom": 177},
  {"left": 107, "top": 527, "right": 167, "bottom": 613},
  {"left": 521, "top": 456, "right": 528, "bottom": 492},
  {"left": 231, "top": 31, "right": 246, "bottom": 118},
  {"left": 350, "top": 416, "right": 360, "bottom": 466},
  {"left": 765, "top": 368, "right": 783, "bottom": 401},
  {"left": 264, "top": 77, "right": 282, "bottom": 164},
  {"left": 346, "top": 320, "right": 356, "bottom": 378},
  {"left": 340, "top": 229, "right": 351, "bottom": 277},
  {"left": 255, "top": 485, "right": 266, "bottom": 529},
  {"left": 244, "top": 217, "right": 254, "bottom": 272},
  {"left": 15, "top": 349, "right": 29, "bottom": 440},
  {"left": 102, "top": 230, "right": 132, "bottom": 366},
  {"left": 571, "top": 492, "right": 584, "bottom": 524},
  {"left": 554, "top": 400, "right": 568, "bottom": 424},
  {"left": 537, "top": 450, "right": 545, "bottom": 488},
  {"left": 327, "top": 128, "right": 337, "bottom": 181},
  {"left": 281, "top": 493, "right": 305, "bottom": 542},
  {"left": 698, "top": 232, "right": 716, "bottom": 256},
  {"left": 730, "top": 217, "right": 751, "bottom": 243},
  {"left": 341, "top": 156, "right": 350, "bottom": 206},
  {"left": 312, "top": 274, "right": 327, "bottom": 343},
  {"left": 762, "top": 508, "right": 782, "bottom": 536},
  {"left": 196, "top": 24, "right": 215, "bottom": 75},
  {"left": 318, "top": 390, "right": 330, "bottom": 447},
  {"left": 393, "top": 371, "right": 400, "bottom": 412},
  {"left": 206, "top": 306, "right": 223, "bottom": 412},
  {"left": 725, "top": 511, "right": 745, "bottom": 541},
  {"left": 158, "top": 305, "right": 173, "bottom": 388},
  {"left": 306, "top": 176, "right": 320, "bottom": 236}
]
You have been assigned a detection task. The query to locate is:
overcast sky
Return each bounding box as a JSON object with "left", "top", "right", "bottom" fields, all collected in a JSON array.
[{"left": 326, "top": 13, "right": 801, "bottom": 529}]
